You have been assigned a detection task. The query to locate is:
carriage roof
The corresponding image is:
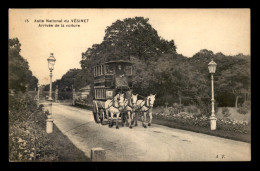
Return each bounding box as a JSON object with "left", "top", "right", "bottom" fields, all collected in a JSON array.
[{"left": 103, "top": 60, "right": 132, "bottom": 65}]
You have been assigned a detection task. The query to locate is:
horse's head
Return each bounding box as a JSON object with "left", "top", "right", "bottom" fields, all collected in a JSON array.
[
  {"left": 117, "top": 93, "right": 125, "bottom": 107},
  {"left": 131, "top": 94, "right": 138, "bottom": 107},
  {"left": 147, "top": 94, "right": 156, "bottom": 108}
]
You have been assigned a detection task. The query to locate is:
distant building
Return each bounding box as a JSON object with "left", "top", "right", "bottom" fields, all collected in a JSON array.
[{"left": 79, "top": 85, "right": 91, "bottom": 99}]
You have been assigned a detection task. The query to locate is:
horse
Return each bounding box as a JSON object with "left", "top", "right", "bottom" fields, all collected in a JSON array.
[
  {"left": 105, "top": 93, "right": 125, "bottom": 129},
  {"left": 121, "top": 93, "right": 138, "bottom": 129},
  {"left": 135, "top": 94, "right": 156, "bottom": 128}
]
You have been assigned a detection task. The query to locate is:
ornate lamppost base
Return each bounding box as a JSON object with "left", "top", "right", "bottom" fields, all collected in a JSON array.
[
  {"left": 46, "top": 115, "right": 54, "bottom": 133},
  {"left": 209, "top": 116, "right": 217, "bottom": 130}
]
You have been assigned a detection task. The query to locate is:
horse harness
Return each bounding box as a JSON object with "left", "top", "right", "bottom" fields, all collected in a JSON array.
[
  {"left": 135, "top": 97, "right": 152, "bottom": 112},
  {"left": 104, "top": 95, "right": 122, "bottom": 110},
  {"left": 122, "top": 97, "right": 136, "bottom": 111}
]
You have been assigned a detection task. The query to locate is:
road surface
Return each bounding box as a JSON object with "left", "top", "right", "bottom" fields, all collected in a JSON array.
[{"left": 43, "top": 102, "right": 251, "bottom": 161}]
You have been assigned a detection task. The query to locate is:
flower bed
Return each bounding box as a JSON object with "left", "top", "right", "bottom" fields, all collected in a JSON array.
[
  {"left": 153, "top": 111, "right": 250, "bottom": 135},
  {"left": 9, "top": 94, "right": 58, "bottom": 161}
]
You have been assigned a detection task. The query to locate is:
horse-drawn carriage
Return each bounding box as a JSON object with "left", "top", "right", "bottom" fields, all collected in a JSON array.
[{"left": 92, "top": 60, "right": 156, "bottom": 129}]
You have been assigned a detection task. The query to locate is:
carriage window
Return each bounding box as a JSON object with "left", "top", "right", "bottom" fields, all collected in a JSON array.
[
  {"left": 94, "top": 67, "right": 96, "bottom": 77},
  {"left": 125, "top": 66, "right": 132, "bottom": 75},
  {"left": 97, "top": 89, "right": 105, "bottom": 99},
  {"left": 97, "top": 89, "right": 100, "bottom": 98},
  {"left": 105, "top": 65, "right": 114, "bottom": 74}
]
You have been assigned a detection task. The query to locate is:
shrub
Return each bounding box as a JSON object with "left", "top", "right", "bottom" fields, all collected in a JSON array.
[
  {"left": 169, "top": 103, "right": 184, "bottom": 114},
  {"left": 237, "top": 101, "right": 251, "bottom": 115},
  {"left": 172, "top": 103, "right": 178, "bottom": 107},
  {"left": 186, "top": 105, "right": 199, "bottom": 114},
  {"left": 222, "top": 107, "right": 231, "bottom": 117},
  {"left": 163, "top": 108, "right": 171, "bottom": 115},
  {"left": 9, "top": 121, "right": 58, "bottom": 161},
  {"left": 195, "top": 98, "right": 218, "bottom": 117},
  {"left": 9, "top": 94, "right": 58, "bottom": 161}
]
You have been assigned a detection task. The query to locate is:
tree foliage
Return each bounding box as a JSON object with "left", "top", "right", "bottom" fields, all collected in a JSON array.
[
  {"left": 57, "top": 17, "right": 250, "bottom": 109},
  {"left": 44, "top": 68, "right": 88, "bottom": 92},
  {"left": 79, "top": 17, "right": 177, "bottom": 99},
  {"left": 9, "top": 38, "right": 38, "bottom": 92}
]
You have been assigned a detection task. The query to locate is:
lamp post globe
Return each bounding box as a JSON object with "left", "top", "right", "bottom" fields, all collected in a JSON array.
[
  {"left": 208, "top": 59, "right": 217, "bottom": 130},
  {"left": 47, "top": 53, "right": 56, "bottom": 71},
  {"left": 208, "top": 60, "right": 217, "bottom": 74}
]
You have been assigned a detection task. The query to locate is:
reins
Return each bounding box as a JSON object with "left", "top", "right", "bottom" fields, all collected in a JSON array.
[
  {"left": 135, "top": 95, "right": 154, "bottom": 112},
  {"left": 104, "top": 94, "right": 121, "bottom": 110}
]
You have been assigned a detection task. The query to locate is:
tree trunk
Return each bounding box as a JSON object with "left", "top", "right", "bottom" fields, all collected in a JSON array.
[{"left": 235, "top": 96, "right": 239, "bottom": 108}]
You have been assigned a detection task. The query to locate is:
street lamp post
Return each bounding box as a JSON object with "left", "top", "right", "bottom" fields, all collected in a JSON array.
[
  {"left": 46, "top": 53, "right": 56, "bottom": 134},
  {"left": 208, "top": 59, "right": 217, "bottom": 130}
]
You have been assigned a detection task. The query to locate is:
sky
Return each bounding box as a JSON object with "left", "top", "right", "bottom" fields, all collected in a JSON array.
[{"left": 9, "top": 9, "right": 250, "bottom": 85}]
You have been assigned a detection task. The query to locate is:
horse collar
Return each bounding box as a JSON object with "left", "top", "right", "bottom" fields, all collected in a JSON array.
[{"left": 144, "top": 97, "right": 151, "bottom": 109}]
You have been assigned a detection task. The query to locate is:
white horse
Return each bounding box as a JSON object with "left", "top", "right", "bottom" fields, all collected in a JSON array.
[
  {"left": 135, "top": 94, "right": 156, "bottom": 128},
  {"left": 122, "top": 93, "right": 138, "bottom": 129},
  {"left": 105, "top": 93, "right": 125, "bottom": 129}
]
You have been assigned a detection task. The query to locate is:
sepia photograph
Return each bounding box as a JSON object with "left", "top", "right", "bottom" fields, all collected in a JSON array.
[{"left": 8, "top": 8, "right": 251, "bottom": 162}]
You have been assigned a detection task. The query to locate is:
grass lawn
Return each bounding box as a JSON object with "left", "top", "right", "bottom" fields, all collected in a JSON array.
[{"left": 46, "top": 124, "right": 91, "bottom": 162}]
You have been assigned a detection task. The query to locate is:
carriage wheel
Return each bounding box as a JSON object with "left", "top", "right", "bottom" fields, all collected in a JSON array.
[
  {"left": 94, "top": 111, "right": 101, "bottom": 123},
  {"left": 100, "top": 109, "right": 105, "bottom": 125},
  {"left": 93, "top": 112, "right": 98, "bottom": 123}
]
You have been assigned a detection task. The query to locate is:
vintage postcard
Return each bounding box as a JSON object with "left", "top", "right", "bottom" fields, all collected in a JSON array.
[{"left": 9, "top": 8, "right": 251, "bottom": 162}]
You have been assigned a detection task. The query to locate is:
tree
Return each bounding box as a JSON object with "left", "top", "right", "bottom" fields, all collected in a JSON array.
[
  {"left": 79, "top": 17, "right": 178, "bottom": 101},
  {"left": 217, "top": 61, "right": 250, "bottom": 108},
  {"left": 102, "top": 17, "right": 176, "bottom": 63},
  {"left": 189, "top": 49, "right": 251, "bottom": 108},
  {"left": 78, "top": 17, "right": 251, "bottom": 110},
  {"left": 9, "top": 38, "right": 38, "bottom": 92},
  {"left": 27, "top": 71, "right": 38, "bottom": 91},
  {"left": 80, "top": 17, "right": 177, "bottom": 66},
  {"left": 43, "top": 68, "right": 89, "bottom": 92}
]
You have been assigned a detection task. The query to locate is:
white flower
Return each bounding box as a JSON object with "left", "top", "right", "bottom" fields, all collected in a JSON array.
[
  {"left": 18, "top": 138, "right": 24, "bottom": 143},
  {"left": 30, "top": 152, "right": 34, "bottom": 157}
]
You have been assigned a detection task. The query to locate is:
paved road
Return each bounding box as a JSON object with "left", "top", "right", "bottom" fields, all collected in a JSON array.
[{"left": 43, "top": 102, "right": 251, "bottom": 161}]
